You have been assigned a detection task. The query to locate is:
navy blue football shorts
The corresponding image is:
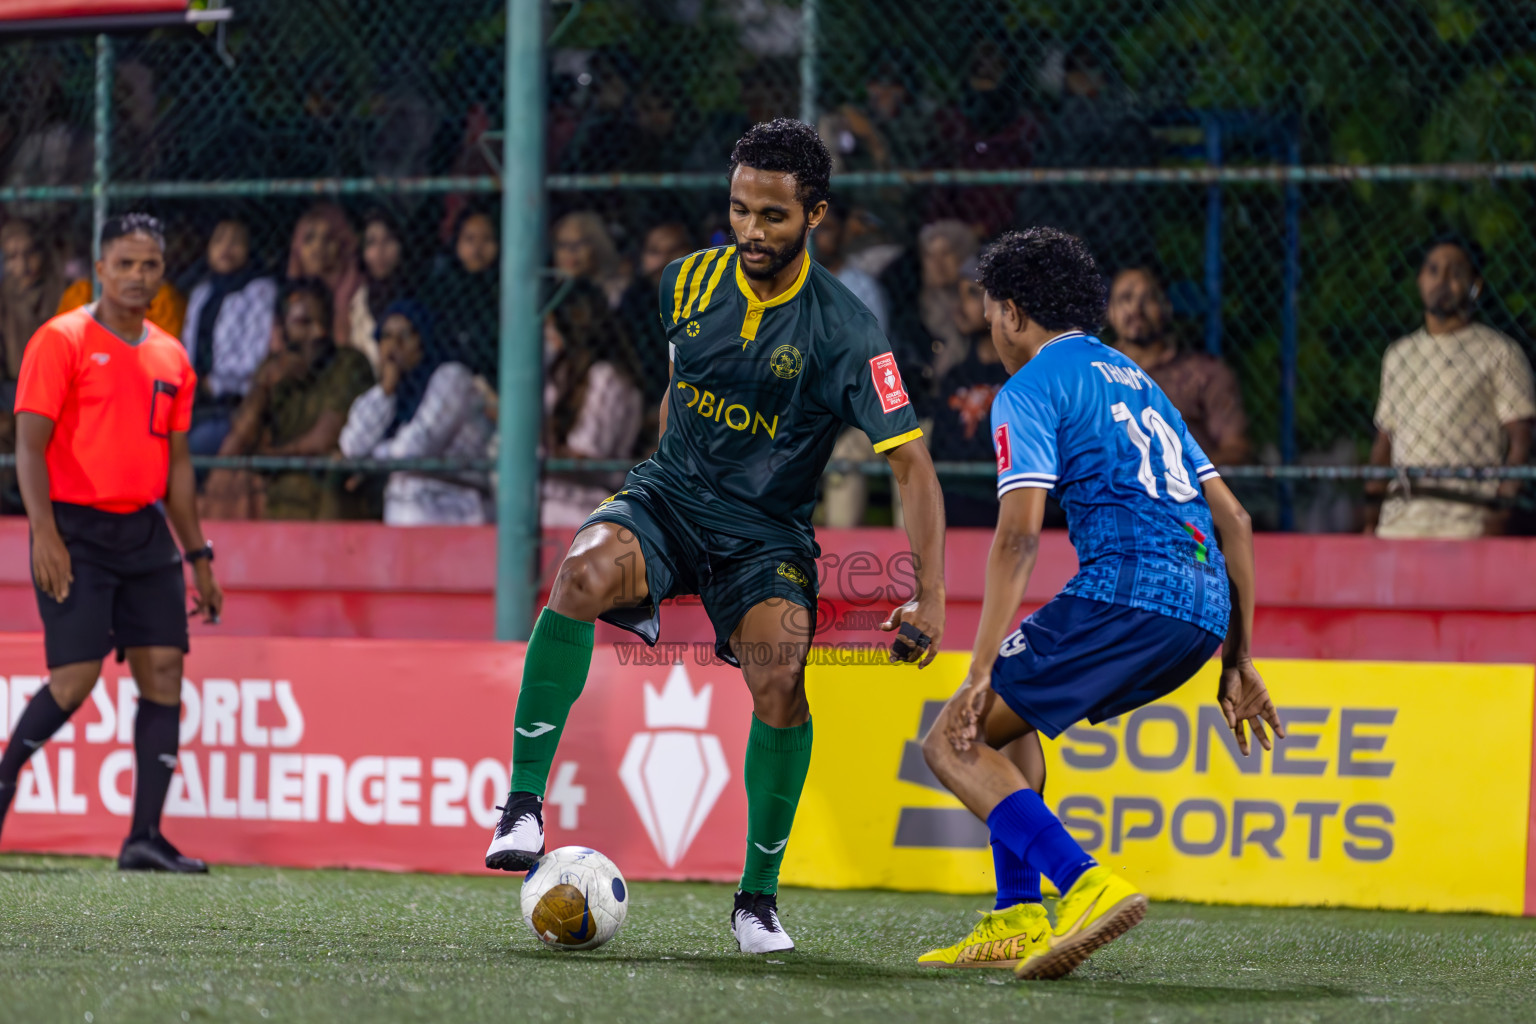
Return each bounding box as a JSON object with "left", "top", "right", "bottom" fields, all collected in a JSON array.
[{"left": 990, "top": 594, "right": 1223, "bottom": 739}]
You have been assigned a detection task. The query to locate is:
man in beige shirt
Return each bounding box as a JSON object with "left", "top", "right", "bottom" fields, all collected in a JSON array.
[{"left": 1368, "top": 238, "right": 1535, "bottom": 538}]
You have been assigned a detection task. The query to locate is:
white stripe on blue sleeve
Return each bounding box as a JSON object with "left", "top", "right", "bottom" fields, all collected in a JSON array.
[
  {"left": 1195, "top": 464, "right": 1219, "bottom": 481},
  {"left": 998, "top": 477, "right": 1057, "bottom": 497}
]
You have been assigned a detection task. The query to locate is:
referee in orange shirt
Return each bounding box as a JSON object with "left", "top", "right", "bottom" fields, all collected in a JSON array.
[{"left": 0, "top": 213, "right": 224, "bottom": 872}]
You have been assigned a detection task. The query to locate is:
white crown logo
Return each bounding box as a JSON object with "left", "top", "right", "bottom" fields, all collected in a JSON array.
[
  {"left": 643, "top": 664, "right": 712, "bottom": 730},
  {"left": 620, "top": 662, "right": 730, "bottom": 867}
]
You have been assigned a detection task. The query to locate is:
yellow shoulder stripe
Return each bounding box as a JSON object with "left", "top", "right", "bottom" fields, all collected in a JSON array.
[
  {"left": 697, "top": 246, "right": 735, "bottom": 312},
  {"left": 872, "top": 427, "right": 924, "bottom": 454},
  {"left": 671, "top": 251, "right": 701, "bottom": 324},
  {"left": 681, "top": 248, "right": 720, "bottom": 319}
]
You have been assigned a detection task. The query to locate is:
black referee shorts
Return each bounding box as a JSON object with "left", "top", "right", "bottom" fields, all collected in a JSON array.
[{"left": 35, "top": 503, "right": 189, "bottom": 669}]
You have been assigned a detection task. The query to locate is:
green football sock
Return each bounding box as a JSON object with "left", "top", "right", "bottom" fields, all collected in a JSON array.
[
  {"left": 509, "top": 607, "right": 595, "bottom": 797},
  {"left": 740, "top": 714, "right": 814, "bottom": 894}
]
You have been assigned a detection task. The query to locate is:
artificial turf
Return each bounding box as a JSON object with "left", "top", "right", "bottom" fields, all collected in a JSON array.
[{"left": 2, "top": 854, "right": 1534, "bottom": 1023}]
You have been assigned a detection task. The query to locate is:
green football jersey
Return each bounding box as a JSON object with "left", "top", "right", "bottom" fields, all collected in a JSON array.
[{"left": 624, "top": 243, "right": 923, "bottom": 549}]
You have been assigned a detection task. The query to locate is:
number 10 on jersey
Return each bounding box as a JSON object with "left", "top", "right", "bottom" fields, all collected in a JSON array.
[{"left": 1111, "top": 401, "right": 1199, "bottom": 503}]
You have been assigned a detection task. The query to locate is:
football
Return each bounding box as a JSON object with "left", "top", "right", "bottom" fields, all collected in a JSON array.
[{"left": 520, "top": 846, "right": 629, "bottom": 951}]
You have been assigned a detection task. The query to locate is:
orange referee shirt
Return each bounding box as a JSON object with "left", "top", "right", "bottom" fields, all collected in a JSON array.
[{"left": 15, "top": 306, "right": 196, "bottom": 513}]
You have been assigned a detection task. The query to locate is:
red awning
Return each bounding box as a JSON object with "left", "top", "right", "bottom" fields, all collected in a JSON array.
[{"left": 0, "top": 1, "right": 188, "bottom": 23}]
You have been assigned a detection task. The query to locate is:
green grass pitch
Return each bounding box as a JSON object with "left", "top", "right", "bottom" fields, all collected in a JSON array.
[{"left": 3, "top": 855, "right": 1535, "bottom": 1023}]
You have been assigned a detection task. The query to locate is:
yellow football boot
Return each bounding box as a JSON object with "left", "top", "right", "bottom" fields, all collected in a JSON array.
[
  {"left": 917, "top": 902, "right": 1049, "bottom": 969},
  {"left": 1015, "top": 866, "right": 1147, "bottom": 980}
]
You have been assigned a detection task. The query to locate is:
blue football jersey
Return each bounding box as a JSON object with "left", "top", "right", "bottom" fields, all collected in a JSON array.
[{"left": 990, "top": 331, "right": 1230, "bottom": 636}]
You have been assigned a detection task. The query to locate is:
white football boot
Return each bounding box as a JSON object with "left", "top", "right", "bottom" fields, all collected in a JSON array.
[
  {"left": 731, "top": 890, "right": 795, "bottom": 953},
  {"left": 484, "top": 793, "right": 544, "bottom": 871}
]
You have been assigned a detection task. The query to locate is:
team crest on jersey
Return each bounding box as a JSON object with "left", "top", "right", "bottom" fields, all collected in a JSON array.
[
  {"left": 770, "top": 344, "right": 803, "bottom": 380},
  {"left": 776, "top": 562, "right": 810, "bottom": 588},
  {"left": 994, "top": 423, "right": 1012, "bottom": 473},
  {"left": 686, "top": 321, "right": 701, "bottom": 337},
  {"left": 869, "top": 353, "right": 909, "bottom": 413}
]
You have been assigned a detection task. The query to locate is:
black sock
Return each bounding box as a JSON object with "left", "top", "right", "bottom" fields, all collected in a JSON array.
[
  {"left": 131, "top": 699, "right": 181, "bottom": 840},
  {"left": 0, "top": 687, "right": 74, "bottom": 832}
]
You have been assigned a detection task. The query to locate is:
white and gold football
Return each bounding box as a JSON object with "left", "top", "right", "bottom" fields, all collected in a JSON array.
[{"left": 519, "top": 846, "right": 629, "bottom": 951}]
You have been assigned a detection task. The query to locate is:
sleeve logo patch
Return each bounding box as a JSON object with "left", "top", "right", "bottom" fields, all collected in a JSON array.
[
  {"left": 869, "top": 352, "right": 910, "bottom": 413},
  {"left": 994, "top": 422, "right": 1012, "bottom": 473}
]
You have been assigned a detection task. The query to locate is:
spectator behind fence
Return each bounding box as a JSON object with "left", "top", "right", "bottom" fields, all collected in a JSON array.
[
  {"left": 1367, "top": 237, "right": 1536, "bottom": 538},
  {"left": 339, "top": 300, "right": 493, "bottom": 525},
  {"left": 203, "top": 279, "right": 374, "bottom": 520},
  {"left": 537, "top": 280, "right": 643, "bottom": 527},
  {"left": 349, "top": 208, "right": 411, "bottom": 373},
  {"left": 180, "top": 219, "right": 278, "bottom": 457},
  {"left": 553, "top": 211, "right": 628, "bottom": 309},
  {"left": 928, "top": 257, "right": 1010, "bottom": 527},
  {"left": 1, "top": 220, "right": 65, "bottom": 451},
  {"left": 1108, "top": 267, "right": 1250, "bottom": 466},
  {"left": 814, "top": 202, "right": 889, "bottom": 336},
  {"left": 816, "top": 202, "right": 897, "bottom": 528},
  {"left": 818, "top": 59, "right": 937, "bottom": 177},
  {"left": 617, "top": 221, "right": 694, "bottom": 421},
  {"left": 888, "top": 219, "right": 980, "bottom": 416},
  {"left": 424, "top": 207, "right": 499, "bottom": 380},
  {"left": 285, "top": 203, "right": 361, "bottom": 350}
]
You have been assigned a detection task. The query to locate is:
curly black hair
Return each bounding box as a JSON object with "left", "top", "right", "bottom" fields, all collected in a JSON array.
[
  {"left": 728, "top": 118, "right": 832, "bottom": 213},
  {"left": 100, "top": 212, "right": 165, "bottom": 252},
  {"left": 976, "top": 227, "right": 1107, "bottom": 333}
]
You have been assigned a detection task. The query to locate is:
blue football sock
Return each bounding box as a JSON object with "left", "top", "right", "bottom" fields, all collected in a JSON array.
[
  {"left": 991, "top": 838, "right": 1042, "bottom": 910},
  {"left": 987, "top": 788, "right": 1097, "bottom": 894}
]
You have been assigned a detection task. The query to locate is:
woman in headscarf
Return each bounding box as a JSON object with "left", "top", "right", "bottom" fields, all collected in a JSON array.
[
  {"left": 180, "top": 218, "right": 279, "bottom": 455},
  {"left": 552, "top": 210, "right": 628, "bottom": 309},
  {"left": 286, "top": 203, "right": 361, "bottom": 348},
  {"left": 339, "top": 299, "right": 493, "bottom": 525},
  {"left": 536, "top": 279, "right": 644, "bottom": 526},
  {"left": 1, "top": 219, "right": 64, "bottom": 400},
  {"left": 916, "top": 219, "right": 982, "bottom": 382},
  {"left": 348, "top": 207, "right": 412, "bottom": 373},
  {"left": 422, "top": 205, "right": 499, "bottom": 380},
  {"left": 0, "top": 219, "right": 65, "bottom": 502}
]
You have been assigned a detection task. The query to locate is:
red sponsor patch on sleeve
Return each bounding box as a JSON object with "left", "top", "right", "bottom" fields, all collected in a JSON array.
[
  {"left": 994, "top": 422, "right": 1011, "bottom": 473},
  {"left": 868, "top": 352, "right": 910, "bottom": 413}
]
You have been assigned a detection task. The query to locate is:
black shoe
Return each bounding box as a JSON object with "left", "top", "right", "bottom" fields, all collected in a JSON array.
[
  {"left": 484, "top": 791, "right": 545, "bottom": 871},
  {"left": 118, "top": 830, "right": 209, "bottom": 873},
  {"left": 731, "top": 890, "right": 795, "bottom": 953}
]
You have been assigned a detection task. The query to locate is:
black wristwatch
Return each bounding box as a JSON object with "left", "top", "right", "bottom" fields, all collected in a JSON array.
[{"left": 186, "top": 542, "right": 215, "bottom": 565}]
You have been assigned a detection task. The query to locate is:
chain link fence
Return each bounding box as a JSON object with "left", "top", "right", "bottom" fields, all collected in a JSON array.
[{"left": 1, "top": 0, "right": 1533, "bottom": 533}]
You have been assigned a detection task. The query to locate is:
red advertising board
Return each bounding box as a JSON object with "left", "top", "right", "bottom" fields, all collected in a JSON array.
[{"left": 0, "top": 635, "right": 756, "bottom": 879}]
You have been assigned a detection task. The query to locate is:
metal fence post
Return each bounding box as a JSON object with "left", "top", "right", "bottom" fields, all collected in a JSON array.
[
  {"left": 1203, "top": 116, "right": 1223, "bottom": 357},
  {"left": 495, "top": 0, "right": 547, "bottom": 642},
  {"left": 800, "top": 0, "right": 818, "bottom": 127},
  {"left": 91, "top": 33, "right": 113, "bottom": 298},
  {"left": 1279, "top": 128, "right": 1301, "bottom": 531}
]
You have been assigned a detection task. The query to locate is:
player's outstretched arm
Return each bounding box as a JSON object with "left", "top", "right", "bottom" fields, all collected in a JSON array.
[
  {"left": 881, "top": 438, "right": 946, "bottom": 666},
  {"left": 1204, "top": 476, "right": 1283, "bottom": 756},
  {"left": 948, "top": 487, "right": 1046, "bottom": 752}
]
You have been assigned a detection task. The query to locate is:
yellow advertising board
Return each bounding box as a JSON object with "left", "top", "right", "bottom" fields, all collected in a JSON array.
[{"left": 783, "top": 656, "right": 1534, "bottom": 915}]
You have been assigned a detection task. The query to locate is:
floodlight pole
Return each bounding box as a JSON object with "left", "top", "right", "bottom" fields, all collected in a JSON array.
[{"left": 495, "top": 0, "right": 546, "bottom": 642}]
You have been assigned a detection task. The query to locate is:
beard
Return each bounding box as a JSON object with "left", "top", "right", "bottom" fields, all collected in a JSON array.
[
  {"left": 736, "top": 226, "right": 808, "bottom": 281},
  {"left": 1424, "top": 286, "right": 1470, "bottom": 320}
]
